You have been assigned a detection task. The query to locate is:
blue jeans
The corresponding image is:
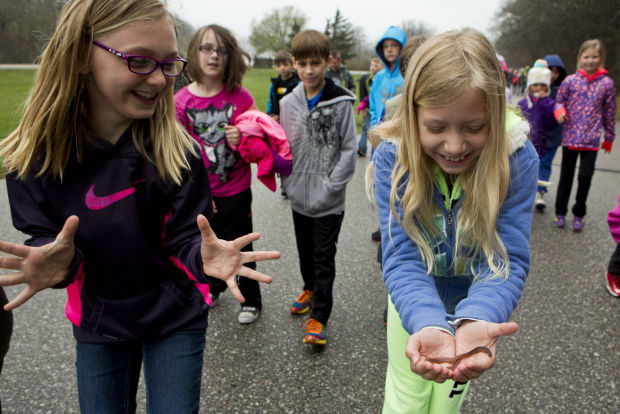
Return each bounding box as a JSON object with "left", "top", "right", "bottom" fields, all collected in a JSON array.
[
  {"left": 358, "top": 113, "right": 370, "bottom": 154},
  {"left": 76, "top": 329, "right": 206, "bottom": 414},
  {"left": 538, "top": 145, "right": 558, "bottom": 192}
]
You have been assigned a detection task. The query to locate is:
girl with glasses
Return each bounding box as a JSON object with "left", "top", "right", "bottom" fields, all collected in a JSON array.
[
  {"left": 0, "top": 0, "right": 279, "bottom": 412},
  {"left": 175, "top": 25, "right": 264, "bottom": 325}
]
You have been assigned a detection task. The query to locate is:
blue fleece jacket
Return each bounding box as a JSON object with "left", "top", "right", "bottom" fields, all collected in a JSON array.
[
  {"left": 373, "top": 116, "right": 538, "bottom": 335},
  {"left": 370, "top": 26, "right": 407, "bottom": 126}
]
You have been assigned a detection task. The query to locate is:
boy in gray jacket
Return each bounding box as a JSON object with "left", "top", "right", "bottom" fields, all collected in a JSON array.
[{"left": 280, "top": 30, "right": 357, "bottom": 346}]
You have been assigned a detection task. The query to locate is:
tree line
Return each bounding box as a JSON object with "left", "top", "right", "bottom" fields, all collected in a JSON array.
[{"left": 1, "top": 0, "right": 617, "bottom": 86}]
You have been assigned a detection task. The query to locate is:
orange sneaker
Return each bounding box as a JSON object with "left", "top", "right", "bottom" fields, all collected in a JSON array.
[
  {"left": 290, "top": 290, "right": 313, "bottom": 314},
  {"left": 302, "top": 318, "right": 326, "bottom": 345}
]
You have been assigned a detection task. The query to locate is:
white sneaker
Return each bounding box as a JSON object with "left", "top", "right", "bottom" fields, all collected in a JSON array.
[
  {"left": 535, "top": 191, "right": 546, "bottom": 212},
  {"left": 238, "top": 306, "right": 260, "bottom": 324}
]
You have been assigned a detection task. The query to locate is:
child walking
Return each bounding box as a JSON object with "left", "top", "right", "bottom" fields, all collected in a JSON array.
[
  {"left": 369, "top": 26, "right": 407, "bottom": 127},
  {"left": 280, "top": 30, "right": 357, "bottom": 346},
  {"left": 517, "top": 61, "right": 556, "bottom": 211},
  {"left": 370, "top": 29, "right": 537, "bottom": 413},
  {"left": 357, "top": 57, "right": 383, "bottom": 156},
  {"left": 535, "top": 54, "right": 567, "bottom": 211},
  {"left": 267, "top": 50, "right": 300, "bottom": 123},
  {"left": 175, "top": 24, "right": 264, "bottom": 324},
  {"left": 0, "top": 1, "right": 278, "bottom": 411},
  {"left": 553, "top": 39, "right": 616, "bottom": 231}
]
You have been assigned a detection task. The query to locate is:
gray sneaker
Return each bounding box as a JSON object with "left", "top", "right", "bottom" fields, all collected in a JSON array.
[{"left": 238, "top": 306, "right": 260, "bottom": 324}]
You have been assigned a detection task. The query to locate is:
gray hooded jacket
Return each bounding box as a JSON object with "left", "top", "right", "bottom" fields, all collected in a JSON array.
[{"left": 280, "top": 78, "right": 357, "bottom": 217}]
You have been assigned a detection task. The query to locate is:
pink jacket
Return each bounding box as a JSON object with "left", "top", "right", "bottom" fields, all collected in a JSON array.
[
  {"left": 609, "top": 194, "right": 620, "bottom": 244},
  {"left": 235, "top": 110, "right": 292, "bottom": 192}
]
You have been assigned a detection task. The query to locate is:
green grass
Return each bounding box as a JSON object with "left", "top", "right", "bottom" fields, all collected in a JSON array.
[{"left": 0, "top": 70, "right": 36, "bottom": 141}]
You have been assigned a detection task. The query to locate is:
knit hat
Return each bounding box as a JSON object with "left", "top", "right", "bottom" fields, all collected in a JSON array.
[
  {"left": 525, "top": 67, "right": 551, "bottom": 108},
  {"left": 532, "top": 59, "right": 548, "bottom": 68},
  {"left": 526, "top": 67, "right": 551, "bottom": 90}
]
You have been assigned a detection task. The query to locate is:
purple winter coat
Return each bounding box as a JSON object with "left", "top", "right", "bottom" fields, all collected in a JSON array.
[
  {"left": 518, "top": 95, "right": 556, "bottom": 158},
  {"left": 555, "top": 69, "right": 616, "bottom": 150}
]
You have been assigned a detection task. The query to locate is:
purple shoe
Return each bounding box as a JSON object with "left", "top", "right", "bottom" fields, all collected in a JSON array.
[
  {"left": 554, "top": 215, "right": 566, "bottom": 228},
  {"left": 572, "top": 216, "right": 585, "bottom": 232}
]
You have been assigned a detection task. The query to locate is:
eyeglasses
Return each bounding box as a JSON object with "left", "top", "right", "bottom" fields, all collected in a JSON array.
[
  {"left": 198, "top": 44, "right": 230, "bottom": 58},
  {"left": 92, "top": 41, "right": 187, "bottom": 77}
]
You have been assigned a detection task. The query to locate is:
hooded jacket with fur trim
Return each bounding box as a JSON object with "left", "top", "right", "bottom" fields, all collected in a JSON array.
[{"left": 373, "top": 110, "right": 537, "bottom": 335}]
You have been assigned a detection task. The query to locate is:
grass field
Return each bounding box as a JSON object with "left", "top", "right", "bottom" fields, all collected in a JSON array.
[{"left": 0, "top": 67, "right": 363, "bottom": 142}]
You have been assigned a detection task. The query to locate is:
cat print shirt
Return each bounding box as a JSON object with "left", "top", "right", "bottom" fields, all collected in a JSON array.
[{"left": 175, "top": 86, "right": 255, "bottom": 197}]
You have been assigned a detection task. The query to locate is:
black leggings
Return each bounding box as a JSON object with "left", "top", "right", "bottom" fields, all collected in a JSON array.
[
  {"left": 555, "top": 147, "right": 598, "bottom": 217},
  {"left": 609, "top": 244, "right": 620, "bottom": 276},
  {"left": 0, "top": 287, "right": 13, "bottom": 413}
]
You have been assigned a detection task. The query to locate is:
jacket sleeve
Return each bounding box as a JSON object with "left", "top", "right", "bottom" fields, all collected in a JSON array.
[
  {"left": 608, "top": 194, "right": 620, "bottom": 244},
  {"left": 453, "top": 140, "right": 538, "bottom": 323},
  {"left": 346, "top": 71, "right": 356, "bottom": 93},
  {"left": 328, "top": 100, "right": 357, "bottom": 192},
  {"left": 266, "top": 84, "right": 276, "bottom": 115},
  {"left": 5, "top": 173, "right": 84, "bottom": 288},
  {"left": 374, "top": 142, "right": 452, "bottom": 334},
  {"left": 370, "top": 73, "right": 383, "bottom": 126},
  {"left": 602, "top": 79, "right": 617, "bottom": 142},
  {"left": 162, "top": 148, "right": 214, "bottom": 284}
]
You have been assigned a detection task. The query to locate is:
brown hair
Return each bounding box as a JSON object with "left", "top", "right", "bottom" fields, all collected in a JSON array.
[
  {"left": 577, "top": 38, "right": 605, "bottom": 69},
  {"left": 399, "top": 35, "right": 426, "bottom": 76},
  {"left": 274, "top": 50, "right": 292, "bottom": 65},
  {"left": 186, "top": 24, "right": 250, "bottom": 93},
  {"left": 291, "top": 30, "right": 330, "bottom": 61}
]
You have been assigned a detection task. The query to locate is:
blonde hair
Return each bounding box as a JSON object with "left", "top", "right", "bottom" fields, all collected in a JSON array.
[
  {"left": 577, "top": 38, "right": 605, "bottom": 69},
  {"left": 0, "top": 0, "right": 196, "bottom": 184},
  {"left": 373, "top": 28, "right": 511, "bottom": 280}
]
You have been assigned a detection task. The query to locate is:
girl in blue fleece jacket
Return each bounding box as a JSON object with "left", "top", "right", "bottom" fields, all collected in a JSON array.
[{"left": 370, "top": 29, "right": 537, "bottom": 413}]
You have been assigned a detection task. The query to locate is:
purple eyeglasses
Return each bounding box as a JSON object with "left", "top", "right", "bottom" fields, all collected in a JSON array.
[{"left": 92, "top": 40, "right": 187, "bottom": 77}]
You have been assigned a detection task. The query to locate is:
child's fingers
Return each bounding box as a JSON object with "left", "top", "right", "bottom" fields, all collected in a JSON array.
[
  {"left": 4, "top": 286, "right": 36, "bottom": 311},
  {"left": 241, "top": 250, "right": 280, "bottom": 264},
  {"left": 491, "top": 321, "right": 519, "bottom": 338},
  {"left": 0, "top": 272, "right": 25, "bottom": 287},
  {"left": 0, "top": 256, "right": 24, "bottom": 271},
  {"left": 196, "top": 214, "right": 216, "bottom": 240},
  {"left": 59, "top": 215, "right": 80, "bottom": 244},
  {"left": 232, "top": 232, "right": 261, "bottom": 250},
  {"left": 226, "top": 279, "right": 246, "bottom": 304},
  {"left": 0, "top": 240, "right": 30, "bottom": 258},
  {"left": 236, "top": 266, "right": 272, "bottom": 284}
]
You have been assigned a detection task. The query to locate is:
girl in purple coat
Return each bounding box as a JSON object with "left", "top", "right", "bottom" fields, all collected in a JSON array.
[
  {"left": 553, "top": 39, "right": 616, "bottom": 231},
  {"left": 518, "top": 64, "right": 556, "bottom": 211}
]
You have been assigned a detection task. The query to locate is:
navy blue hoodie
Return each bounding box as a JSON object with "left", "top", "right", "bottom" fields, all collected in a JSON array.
[{"left": 6, "top": 129, "right": 213, "bottom": 343}]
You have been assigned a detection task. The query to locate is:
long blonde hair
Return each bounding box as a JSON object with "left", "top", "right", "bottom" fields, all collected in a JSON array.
[
  {"left": 374, "top": 28, "right": 511, "bottom": 279},
  {"left": 0, "top": 0, "right": 196, "bottom": 184}
]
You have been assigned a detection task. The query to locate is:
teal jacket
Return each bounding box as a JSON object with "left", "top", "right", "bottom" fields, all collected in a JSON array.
[{"left": 369, "top": 26, "right": 406, "bottom": 126}]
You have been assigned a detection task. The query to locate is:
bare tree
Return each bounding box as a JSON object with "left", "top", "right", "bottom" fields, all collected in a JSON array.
[
  {"left": 249, "top": 6, "right": 307, "bottom": 55},
  {"left": 400, "top": 19, "right": 435, "bottom": 39}
]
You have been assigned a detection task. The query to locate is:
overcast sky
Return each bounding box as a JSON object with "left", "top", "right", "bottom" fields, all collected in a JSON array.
[{"left": 167, "top": 0, "right": 504, "bottom": 46}]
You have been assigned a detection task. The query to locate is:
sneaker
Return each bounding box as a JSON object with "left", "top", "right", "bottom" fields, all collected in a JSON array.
[
  {"left": 554, "top": 215, "right": 566, "bottom": 228},
  {"left": 382, "top": 306, "right": 388, "bottom": 326},
  {"left": 290, "top": 290, "right": 313, "bottom": 314},
  {"left": 606, "top": 271, "right": 620, "bottom": 297},
  {"left": 572, "top": 216, "right": 585, "bottom": 232},
  {"left": 238, "top": 306, "right": 260, "bottom": 324},
  {"left": 371, "top": 229, "right": 381, "bottom": 242},
  {"left": 303, "top": 318, "right": 327, "bottom": 345},
  {"left": 535, "top": 191, "right": 546, "bottom": 212},
  {"left": 357, "top": 149, "right": 366, "bottom": 157},
  {"left": 281, "top": 188, "right": 288, "bottom": 199}
]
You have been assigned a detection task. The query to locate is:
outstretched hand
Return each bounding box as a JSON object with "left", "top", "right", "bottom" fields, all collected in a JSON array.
[
  {"left": 197, "top": 214, "right": 279, "bottom": 303},
  {"left": 406, "top": 328, "right": 456, "bottom": 383},
  {"left": 451, "top": 320, "right": 519, "bottom": 382},
  {"left": 0, "top": 215, "right": 79, "bottom": 311}
]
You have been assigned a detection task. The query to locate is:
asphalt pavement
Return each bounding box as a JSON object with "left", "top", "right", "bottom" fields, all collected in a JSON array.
[{"left": 0, "top": 123, "right": 619, "bottom": 413}]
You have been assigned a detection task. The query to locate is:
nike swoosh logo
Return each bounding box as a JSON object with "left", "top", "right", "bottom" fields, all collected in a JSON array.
[{"left": 85, "top": 180, "right": 144, "bottom": 210}]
